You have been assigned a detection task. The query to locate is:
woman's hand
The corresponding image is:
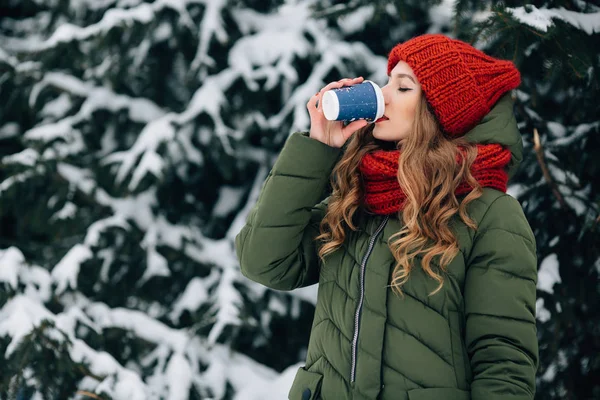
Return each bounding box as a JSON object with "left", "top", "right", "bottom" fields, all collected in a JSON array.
[{"left": 306, "top": 77, "right": 369, "bottom": 148}]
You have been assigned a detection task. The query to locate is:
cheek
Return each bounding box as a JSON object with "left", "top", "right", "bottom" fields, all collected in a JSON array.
[{"left": 405, "top": 100, "right": 418, "bottom": 121}]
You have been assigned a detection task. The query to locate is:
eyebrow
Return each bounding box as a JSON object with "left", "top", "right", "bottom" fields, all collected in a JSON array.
[{"left": 392, "top": 73, "right": 416, "bottom": 84}]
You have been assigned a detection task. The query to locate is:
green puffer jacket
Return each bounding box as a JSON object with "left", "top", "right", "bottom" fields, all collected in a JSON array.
[{"left": 235, "top": 94, "right": 538, "bottom": 400}]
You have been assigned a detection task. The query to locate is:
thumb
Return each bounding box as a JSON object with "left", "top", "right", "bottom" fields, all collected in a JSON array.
[{"left": 341, "top": 120, "right": 369, "bottom": 141}]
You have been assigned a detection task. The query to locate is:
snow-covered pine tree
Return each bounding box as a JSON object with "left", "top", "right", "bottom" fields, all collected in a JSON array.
[{"left": 0, "top": 0, "right": 414, "bottom": 398}]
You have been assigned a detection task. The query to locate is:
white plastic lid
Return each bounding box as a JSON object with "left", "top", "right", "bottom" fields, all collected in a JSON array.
[{"left": 322, "top": 90, "right": 340, "bottom": 121}]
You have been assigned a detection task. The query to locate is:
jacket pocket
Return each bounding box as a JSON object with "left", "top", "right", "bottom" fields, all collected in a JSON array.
[
  {"left": 407, "top": 387, "right": 470, "bottom": 400},
  {"left": 288, "top": 366, "right": 323, "bottom": 400}
]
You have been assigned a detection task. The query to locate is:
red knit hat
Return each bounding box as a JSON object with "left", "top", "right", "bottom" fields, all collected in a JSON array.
[{"left": 387, "top": 34, "right": 521, "bottom": 137}]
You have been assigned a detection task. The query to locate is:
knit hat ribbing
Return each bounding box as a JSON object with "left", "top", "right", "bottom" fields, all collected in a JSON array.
[{"left": 387, "top": 34, "right": 521, "bottom": 137}]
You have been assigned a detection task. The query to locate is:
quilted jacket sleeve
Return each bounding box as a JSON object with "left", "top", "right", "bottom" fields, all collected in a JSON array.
[
  {"left": 235, "top": 131, "right": 342, "bottom": 291},
  {"left": 465, "top": 194, "right": 539, "bottom": 400}
]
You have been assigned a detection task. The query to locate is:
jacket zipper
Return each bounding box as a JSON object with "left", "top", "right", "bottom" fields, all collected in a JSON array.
[{"left": 350, "top": 214, "right": 389, "bottom": 383}]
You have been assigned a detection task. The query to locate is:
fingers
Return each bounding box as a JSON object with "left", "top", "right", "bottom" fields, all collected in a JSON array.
[
  {"left": 306, "top": 92, "right": 321, "bottom": 115},
  {"left": 318, "top": 77, "right": 364, "bottom": 95}
]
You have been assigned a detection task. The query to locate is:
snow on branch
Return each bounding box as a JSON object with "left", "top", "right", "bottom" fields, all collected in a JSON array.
[
  {"left": 169, "top": 273, "right": 216, "bottom": 322},
  {"left": 191, "top": 0, "right": 228, "bottom": 71},
  {"left": 546, "top": 121, "right": 600, "bottom": 148},
  {"left": 0, "top": 295, "right": 150, "bottom": 398},
  {"left": 0, "top": 168, "right": 42, "bottom": 197},
  {"left": 102, "top": 116, "right": 174, "bottom": 188},
  {"left": 102, "top": 67, "right": 241, "bottom": 192},
  {"left": 0, "top": 247, "right": 30, "bottom": 291},
  {"left": 51, "top": 244, "right": 94, "bottom": 295},
  {"left": 84, "top": 302, "right": 189, "bottom": 352},
  {"left": 24, "top": 0, "right": 201, "bottom": 52},
  {"left": 28, "top": 72, "right": 165, "bottom": 126},
  {"left": 207, "top": 268, "right": 242, "bottom": 345},
  {"left": 195, "top": 343, "right": 279, "bottom": 399},
  {"left": 138, "top": 225, "right": 171, "bottom": 285},
  {"left": 507, "top": 5, "right": 600, "bottom": 34}
]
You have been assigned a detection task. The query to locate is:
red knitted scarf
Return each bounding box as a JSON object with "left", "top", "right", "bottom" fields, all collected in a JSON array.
[{"left": 358, "top": 144, "right": 512, "bottom": 215}]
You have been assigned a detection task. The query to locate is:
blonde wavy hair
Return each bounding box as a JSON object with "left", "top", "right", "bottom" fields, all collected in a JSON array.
[{"left": 315, "top": 94, "right": 483, "bottom": 297}]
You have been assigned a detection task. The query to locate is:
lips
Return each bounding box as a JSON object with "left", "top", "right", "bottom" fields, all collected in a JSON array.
[{"left": 375, "top": 115, "right": 389, "bottom": 123}]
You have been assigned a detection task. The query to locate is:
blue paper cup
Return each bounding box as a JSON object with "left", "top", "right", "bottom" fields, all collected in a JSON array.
[{"left": 322, "top": 80, "right": 385, "bottom": 122}]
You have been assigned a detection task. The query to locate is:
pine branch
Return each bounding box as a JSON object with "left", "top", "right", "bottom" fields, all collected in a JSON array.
[
  {"left": 533, "top": 128, "right": 569, "bottom": 211},
  {"left": 76, "top": 390, "right": 105, "bottom": 400}
]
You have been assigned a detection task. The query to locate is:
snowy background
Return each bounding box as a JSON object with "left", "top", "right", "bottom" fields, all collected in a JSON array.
[{"left": 0, "top": 0, "right": 598, "bottom": 399}]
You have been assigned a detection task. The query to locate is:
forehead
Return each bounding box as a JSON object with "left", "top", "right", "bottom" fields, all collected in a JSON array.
[{"left": 390, "top": 61, "right": 416, "bottom": 79}]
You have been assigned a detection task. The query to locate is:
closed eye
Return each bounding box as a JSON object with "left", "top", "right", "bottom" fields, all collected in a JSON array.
[{"left": 398, "top": 88, "right": 411, "bottom": 92}]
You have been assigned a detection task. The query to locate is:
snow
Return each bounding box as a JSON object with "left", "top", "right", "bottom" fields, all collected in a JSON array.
[
  {"left": 0, "top": 46, "right": 17, "bottom": 66},
  {"left": 202, "top": 344, "right": 280, "bottom": 399},
  {"left": 85, "top": 302, "right": 189, "bottom": 353},
  {"left": 22, "top": 266, "right": 53, "bottom": 303},
  {"left": 0, "top": 170, "right": 37, "bottom": 196},
  {"left": 51, "top": 201, "right": 78, "bottom": 220},
  {"left": 70, "top": 339, "right": 148, "bottom": 400},
  {"left": 547, "top": 121, "right": 599, "bottom": 148},
  {"left": 0, "top": 122, "right": 20, "bottom": 140},
  {"left": 536, "top": 298, "right": 551, "bottom": 323},
  {"left": 542, "top": 362, "right": 556, "bottom": 381},
  {"left": 0, "top": 295, "right": 54, "bottom": 356},
  {"left": 102, "top": 116, "right": 173, "bottom": 190},
  {"left": 291, "top": 285, "right": 319, "bottom": 305},
  {"left": 166, "top": 353, "right": 193, "bottom": 400},
  {"left": 42, "top": 4, "right": 155, "bottom": 50},
  {"left": 170, "top": 276, "right": 212, "bottom": 322},
  {"left": 24, "top": 119, "right": 73, "bottom": 143},
  {"left": 229, "top": 30, "right": 310, "bottom": 90},
  {"left": 142, "top": 248, "right": 171, "bottom": 283},
  {"left": 177, "top": 70, "right": 239, "bottom": 155},
  {"left": 208, "top": 268, "right": 243, "bottom": 345},
  {"left": 428, "top": 0, "right": 456, "bottom": 33},
  {"left": 139, "top": 226, "right": 171, "bottom": 285},
  {"left": 337, "top": 5, "right": 375, "bottom": 35},
  {"left": 213, "top": 186, "right": 244, "bottom": 217},
  {"left": 547, "top": 121, "right": 567, "bottom": 138},
  {"left": 130, "top": 150, "right": 165, "bottom": 190},
  {"left": 57, "top": 163, "right": 97, "bottom": 195},
  {"left": 0, "top": 247, "right": 26, "bottom": 290},
  {"left": 69, "top": 0, "right": 118, "bottom": 13},
  {"left": 232, "top": 2, "right": 386, "bottom": 132},
  {"left": 230, "top": 165, "right": 266, "bottom": 235},
  {"left": 507, "top": 5, "right": 600, "bottom": 35},
  {"left": 2, "top": 148, "right": 39, "bottom": 167},
  {"left": 233, "top": 362, "right": 299, "bottom": 400},
  {"left": 507, "top": 183, "right": 527, "bottom": 199},
  {"left": 30, "top": 72, "right": 165, "bottom": 124},
  {"left": 0, "top": 248, "right": 52, "bottom": 303},
  {"left": 51, "top": 244, "right": 94, "bottom": 294},
  {"left": 41, "top": 93, "right": 73, "bottom": 119},
  {"left": 190, "top": 0, "right": 228, "bottom": 71},
  {"left": 537, "top": 253, "right": 561, "bottom": 294}
]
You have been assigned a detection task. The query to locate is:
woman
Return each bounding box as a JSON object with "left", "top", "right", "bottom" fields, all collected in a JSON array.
[{"left": 235, "top": 34, "right": 538, "bottom": 400}]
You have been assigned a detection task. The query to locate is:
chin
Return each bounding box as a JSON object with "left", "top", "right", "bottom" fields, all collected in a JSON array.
[
  {"left": 372, "top": 127, "right": 387, "bottom": 140},
  {"left": 372, "top": 131, "right": 392, "bottom": 143}
]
